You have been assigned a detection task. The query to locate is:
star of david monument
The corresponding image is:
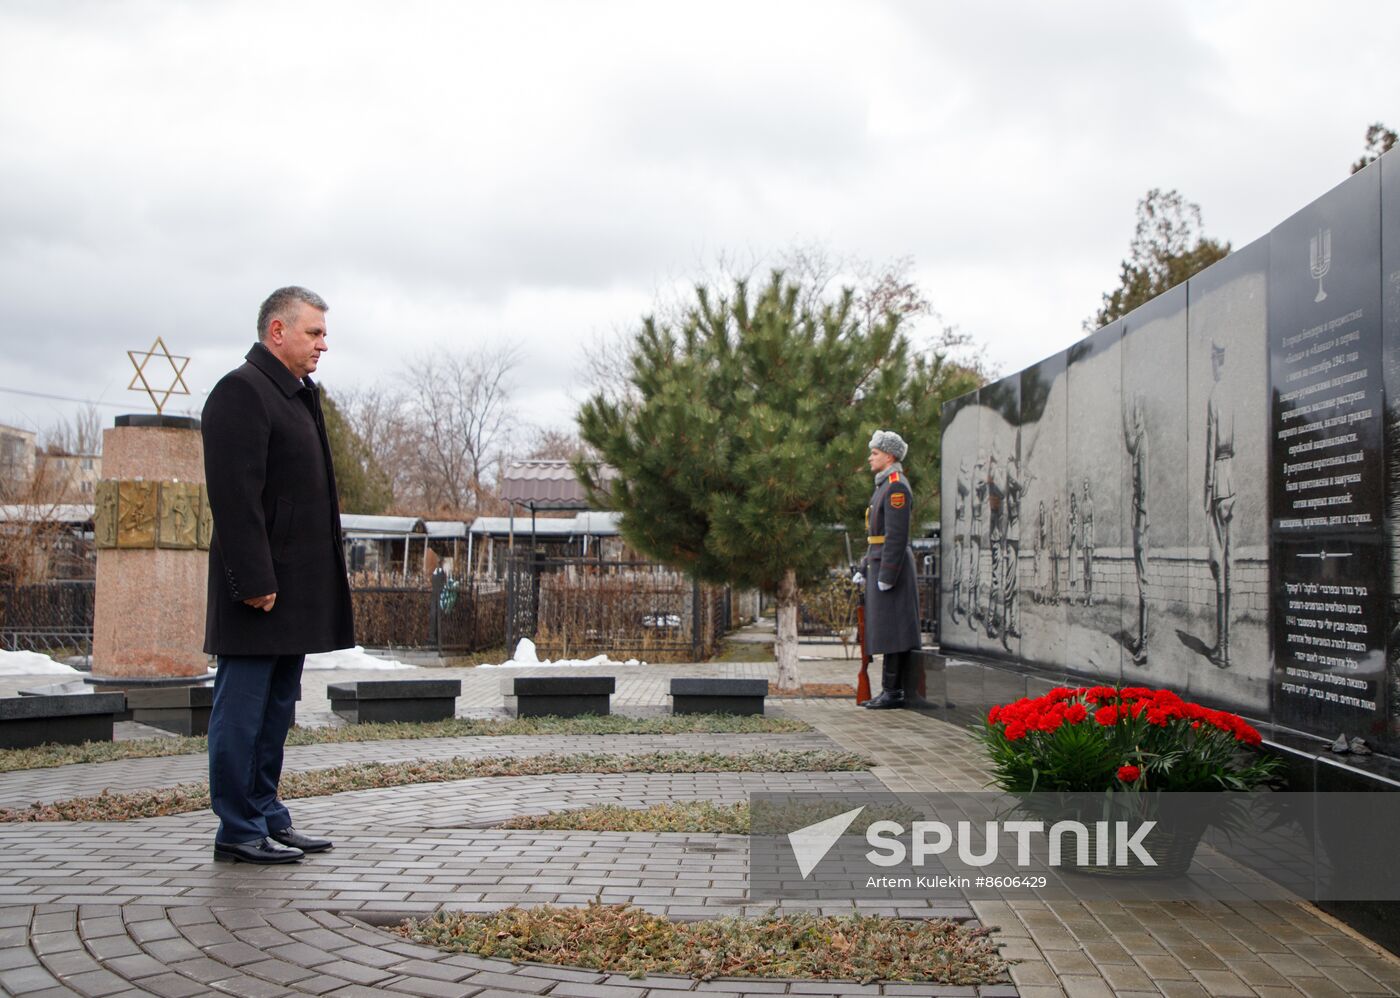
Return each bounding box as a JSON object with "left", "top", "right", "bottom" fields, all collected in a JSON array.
[{"left": 89, "top": 338, "right": 214, "bottom": 688}]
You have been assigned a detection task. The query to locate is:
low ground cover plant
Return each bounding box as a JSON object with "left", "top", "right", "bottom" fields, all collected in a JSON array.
[
  {"left": 399, "top": 902, "right": 1004, "bottom": 984},
  {"left": 501, "top": 798, "right": 920, "bottom": 834},
  {"left": 0, "top": 749, "right": 869, "bottom": 822},
  {"left": 0, "top": 713, "right": 812, "bottom": 772}
]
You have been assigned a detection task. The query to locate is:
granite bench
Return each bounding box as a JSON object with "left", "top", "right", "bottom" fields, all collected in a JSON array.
[
  {"left": 125, "top": 685, "right": 215, "bottom": 736},
  {"left": 669, "top": 677, "right": 768, "bottom": 715},
  {"left": 0, "top": 692, "right": 127, "bottom": 749},
  {"left": 328, "top": 679, "right": 461, "bottom": 724},
  {"left": 502, "top": 676, "right": 615, "bottom": 717}
]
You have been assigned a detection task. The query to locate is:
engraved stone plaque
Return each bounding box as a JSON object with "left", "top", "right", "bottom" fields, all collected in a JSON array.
[
  {"left": 117, "top": 480, "right": 157, "bottom": 549},
  {"left": 93, "top": 480, "right": 119, "bottom": 549},
  {"left": 157, "top": 481, "right": 200, "bottom": 549}
]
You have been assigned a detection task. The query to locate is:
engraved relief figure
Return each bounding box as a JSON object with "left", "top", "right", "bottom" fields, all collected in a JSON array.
[
  {"left": 952, "top": 459, "right": 968, "bottom": 621},
  {"left": 969, "top": 457, "right": 986, "bottom": 624},
  {"left": 1067, "top": 490, "right": 1079, "bottom": 596},
  {"left": 1002, "top": 453, "right": 1023, "bottom": 643},
  {"left": 985, "top": 455, "right": 1005, "bottom": 638},
  {"left": 1081, "top": 478, "right": 1095, "bottom": 606},
  {"left": 1123, "top": 394, "right": 1151, "bottom": 665},
  {"left": 1049, "top": 496, "right": 1062, "bottom": 602},
  {"left": 158, "top": 482, "right": 199, "bottom": 549},
  {"left": 1205, "top": 342, "right": 1236, "bottom": 668},
  {"left": 1035, "top": 499, "right": 1047, "bottom": 603},
  {"left": 94, "top": 480, "right": 119, "bottom": 548},
  {"left": 117, "top": 480, "right": 157, "bottom": 548},
  {"left": 197, "top": 484, "right": 214, "bottom": 550}
]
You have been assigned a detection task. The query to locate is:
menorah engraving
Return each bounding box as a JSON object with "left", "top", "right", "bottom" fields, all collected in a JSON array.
[{"left": 1309, "top": 227, "right": 1331, "bottom": 303}]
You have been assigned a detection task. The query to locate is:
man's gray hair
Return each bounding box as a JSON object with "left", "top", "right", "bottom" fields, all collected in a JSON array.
[{"left": 257, "top": 286, "right": 329, "bottom": 340}]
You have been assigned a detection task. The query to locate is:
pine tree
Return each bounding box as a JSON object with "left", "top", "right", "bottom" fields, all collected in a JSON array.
[
  {"left": 322, "top": 389, "right": 394, "bottom": 514},
  {"left": 577, "top": 272, "right": 978, "bottom": 688}
]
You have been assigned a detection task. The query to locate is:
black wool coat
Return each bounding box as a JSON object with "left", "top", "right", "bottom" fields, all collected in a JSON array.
[
  {"left": 861, "top": 470, "right": 922, "bottom": 655},
  {"left": 202, "top": 343, "right": 354, "bottom": 656}
]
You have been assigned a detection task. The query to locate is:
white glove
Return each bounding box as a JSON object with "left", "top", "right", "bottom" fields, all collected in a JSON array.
[
  {"left": 851, "top": 571, "right": 864, "bottom": 586},
  {"left": 878, "top": 581, "right": 893, "bottom": 591}
]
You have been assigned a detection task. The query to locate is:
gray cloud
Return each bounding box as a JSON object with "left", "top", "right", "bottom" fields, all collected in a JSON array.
[{"left": 0, "top": 0, "right": 1396, "bottom": 439}]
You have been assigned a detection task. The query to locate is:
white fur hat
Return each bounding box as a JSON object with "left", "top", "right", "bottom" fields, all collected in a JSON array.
[{"left": 868, "top": 429, "right": 908, "bottom": 461}]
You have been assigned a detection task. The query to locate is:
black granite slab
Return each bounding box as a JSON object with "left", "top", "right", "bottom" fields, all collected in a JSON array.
[
  {"left": 331, "top": 698, "right": 457, "bottom": 724},
  {"left": 125, "top": 686, "right": 214, "bottom": 709},
  {"left": 0, "top": 692, "right": 126, "bottom": 748},
  {"left": 124, "top": 686, "right": 214, "bottom": 736},
  {"left": 0, "top": 693, "right": 126, "bottom": 720},
  {"left": 327, "top": 679, "right": 462, "bottom": 701},
  {"left": 114, "top": 414, "right": 201, "bottom": 429},
  {"left": 669, "top": 678, "right": 768, "bottom": 696},
  {"left": 505, "top": 694, "right": 612, "bottom": 718},
  {"left": 503, "top": 676, "right": 616, "bottom": 696}
]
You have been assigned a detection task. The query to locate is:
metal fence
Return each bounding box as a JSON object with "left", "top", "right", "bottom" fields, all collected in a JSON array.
[
  {"left": 349, "top": 570, "right": 507, "bottom": 654},
  {"left": 796, "top": 567, "right": 941, "bottom": 645},
  {"left": 0, "top": 562, "right": 753, "bottom": 663},
  {"left": 505, "top": 553, "right": 732, "bottom": 662},
  {"left": 0, "top": 578, "right": 95, "bottom": 658}
]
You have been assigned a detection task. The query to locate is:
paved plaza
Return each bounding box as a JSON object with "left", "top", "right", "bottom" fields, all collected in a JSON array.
[{"left": 1, "top": 647, "right": 1398, "bottom": 996}]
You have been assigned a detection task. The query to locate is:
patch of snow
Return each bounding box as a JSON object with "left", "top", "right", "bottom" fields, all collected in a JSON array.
[
  {"left": 476, "top": 638, "right": 645, "bottom": 669},
  {"left": 0, "top": 649, "right": 81, "bottom": 676},
  {"left": 303, "top": 646, "right": 414, "bottom": 671}
]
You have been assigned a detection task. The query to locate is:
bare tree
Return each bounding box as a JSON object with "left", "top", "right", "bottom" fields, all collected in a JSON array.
[
  {"left": 527, "top": 427, "right": 592, "bottom": 461},
  {"left": 582, "top": 246, "right": 995, "bottom": 404},
  {"left": 335, "top": 383, "right": 415, "bottom": 506},
  {"left": 401, "top": 345, "right": 520, "bottom": 514},
  {"left": 42, "top": 404, "right": 103, "bottom": 456}
]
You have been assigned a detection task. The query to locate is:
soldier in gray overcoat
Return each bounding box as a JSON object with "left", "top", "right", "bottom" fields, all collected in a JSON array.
[{"left": 855, "top": 429, "right": 922, "bottom": 709}]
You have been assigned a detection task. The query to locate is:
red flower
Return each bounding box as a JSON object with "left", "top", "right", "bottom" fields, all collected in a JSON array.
[
  {"left": 1004, "top": 722, "right": 1027, "bottom": 741},
  {"left": 1065, "top": 703, "right": 1088, "bottom": 724},
  {"left": 1095, "top": 706, "right": 1119, "bottom": 726},
  {"left": 1117, "top": 764, "right": 1141, "bottom": 783},
  {"left": 1036, "top": 711, "right": 1064, "bottom": 733}
]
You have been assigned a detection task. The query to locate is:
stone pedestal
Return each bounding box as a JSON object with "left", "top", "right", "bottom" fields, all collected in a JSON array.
[{"left": 91, "top": 416, "right": 210, "bottom": 683}]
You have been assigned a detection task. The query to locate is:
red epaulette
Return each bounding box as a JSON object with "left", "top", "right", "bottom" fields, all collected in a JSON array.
[{"left": 889, "top": 472, "right": 901, "bottom": 483}]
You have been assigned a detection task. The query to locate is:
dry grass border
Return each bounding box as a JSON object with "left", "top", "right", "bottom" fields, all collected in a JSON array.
[
  {"left": 400, "top": 902, "right": 1006, "bottom": 985},
  {"left": 0, "top": 713, "right": 812, "bottom": 773},
  {"left": 500, "top": 799, "right": 923, "bottom": 835},
  {"left": 0, "top": 749, "right": 870, "bottom": 822}
]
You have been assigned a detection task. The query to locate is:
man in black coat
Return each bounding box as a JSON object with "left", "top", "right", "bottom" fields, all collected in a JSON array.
[
  {"left": 855, "top": 429, "right": 922, "bottom": 709},
  {"left": 202, "top": 286, "right": 354, "bottom": 864}
]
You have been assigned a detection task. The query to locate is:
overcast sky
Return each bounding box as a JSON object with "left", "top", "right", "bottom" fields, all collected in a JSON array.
[{"left": 1, "top": 0, "right": 1397, "bottom": 444}]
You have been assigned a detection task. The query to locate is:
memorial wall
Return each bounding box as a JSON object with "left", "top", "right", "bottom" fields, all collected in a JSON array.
[{"left": 940, "top": 155, "right": 1400, "bottom": 754}]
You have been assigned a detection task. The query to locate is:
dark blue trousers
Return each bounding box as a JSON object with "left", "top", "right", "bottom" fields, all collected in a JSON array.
[{"left": 208, "top": 654, "right": 304, "bottom": 844}]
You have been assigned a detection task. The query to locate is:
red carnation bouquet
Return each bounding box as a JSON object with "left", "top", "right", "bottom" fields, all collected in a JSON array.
[{"left": 978, "top": 686, "right": 1281, "bottom": 794}]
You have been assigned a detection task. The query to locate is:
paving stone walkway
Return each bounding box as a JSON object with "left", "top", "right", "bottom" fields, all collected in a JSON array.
[
  {"left": 0, "top": 732, "right": 846, "bottom": 809},
  {"left": 1, "top": 648, "right": 1399, "bottom": 995}
]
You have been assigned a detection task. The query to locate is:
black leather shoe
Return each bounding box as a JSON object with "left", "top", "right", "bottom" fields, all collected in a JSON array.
[
  {"left": 213, "top": 837, "right": 303, "bottom": 864},
  {"left": 269, "top": 827, "right": 333, "bottom": 853},
  {"left": 863, "top": 690, "right": 905, "bottom": 710}
]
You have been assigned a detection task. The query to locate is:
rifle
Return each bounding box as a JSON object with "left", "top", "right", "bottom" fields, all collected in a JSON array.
[{"left": 846, "top": 531, "right": 872, "bottom": 704}]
